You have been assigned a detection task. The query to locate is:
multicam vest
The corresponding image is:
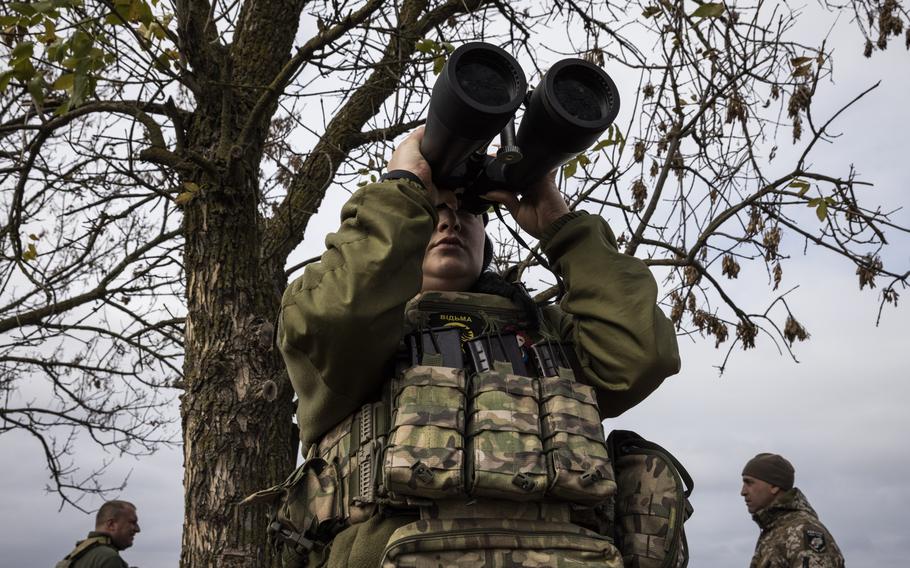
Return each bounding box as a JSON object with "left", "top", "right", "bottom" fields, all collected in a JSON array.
[{"left": 249, "top": 291, "right": 622, "bottom": 566}]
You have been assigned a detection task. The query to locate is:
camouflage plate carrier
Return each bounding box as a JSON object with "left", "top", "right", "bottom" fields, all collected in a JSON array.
[{"left": 247, "top": 292, "right": 691, "bottom": 567}]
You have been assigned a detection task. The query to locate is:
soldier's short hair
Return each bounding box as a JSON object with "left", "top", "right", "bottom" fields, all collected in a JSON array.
[{"left": 95, "top": 500, "right": 136, "bottom": 527}]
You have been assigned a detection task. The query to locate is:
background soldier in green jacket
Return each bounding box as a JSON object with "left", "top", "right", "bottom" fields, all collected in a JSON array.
[
  {"left": 741, "top": 453, "right": 845, "bottom": 568},
  {"left": 57, "top": 500, "right": 140, "bottom": 568},
  {"left": 276, "top": 127, "right": 681, "bottom": 566}
]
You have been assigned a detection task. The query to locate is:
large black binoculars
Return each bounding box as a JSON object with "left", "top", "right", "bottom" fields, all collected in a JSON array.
[{"left": 420, "top": 42, "right": 620, "bottom": 213}]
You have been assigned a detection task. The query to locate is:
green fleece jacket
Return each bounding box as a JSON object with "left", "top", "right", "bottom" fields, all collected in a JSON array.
[
  {"left": 60, "top": 532, "right": 129, "bottom": 568},
  {"left": 279, "top": 177, "right": 680, "bottom": 446},
  {"left": 277, "top": 178, "right": 681, "bottom": 566}
]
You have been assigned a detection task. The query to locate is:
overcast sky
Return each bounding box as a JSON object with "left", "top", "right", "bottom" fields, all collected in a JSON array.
[{"left": 3, "top": 10, "right": 909, "bottom": 568}]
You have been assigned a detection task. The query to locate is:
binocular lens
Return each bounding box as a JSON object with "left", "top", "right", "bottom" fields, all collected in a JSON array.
[
  {"left": 456, "top": 58, "right": 515, "bottom": 107},
  {"left": 421, "top": 43, "right": 527, "bottom": 186},
  {"left": 553, "top": 71, "right": 609, "bottom": 122},
  {"left": 503, "top": 59, "right": 620, "bottom": 189},
  {"left": 419, "top": 43, "right": 620, "bottom": 199}
]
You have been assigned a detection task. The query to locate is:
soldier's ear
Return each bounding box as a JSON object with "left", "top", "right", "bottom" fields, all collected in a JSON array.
[{"left": 770, "top": 485, "right": 782, "bottom": 496}]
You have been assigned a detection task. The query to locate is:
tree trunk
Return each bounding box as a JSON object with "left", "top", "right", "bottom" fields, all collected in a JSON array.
[
  {"left": 179, "top": 166, "right": 296, "bottom": 566},
  {"left": 174, "top": 2, "right": 307, "bottom": 564}
]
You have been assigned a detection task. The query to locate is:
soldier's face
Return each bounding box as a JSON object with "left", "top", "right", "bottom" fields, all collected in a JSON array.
[
  {"left": 421, "top": 189, "right": 486, "bottom": 292},
  {"left": 741, "top": 475, "right": 781, "bottom": 514},
  {"left": 106, "top": 506, "right": 141, "bottom": 550}
]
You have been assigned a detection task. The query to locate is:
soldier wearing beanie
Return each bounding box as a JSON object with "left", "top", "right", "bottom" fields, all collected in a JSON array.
[{"left": 741, "top": 453, "right": 844, "bottom": 568}]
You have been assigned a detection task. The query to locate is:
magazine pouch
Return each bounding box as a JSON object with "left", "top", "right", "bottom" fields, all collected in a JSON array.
[
  {"left": 383, "top": 365, "right": 467, "bottom": 499},
  {"left": 466, "top": 364, "right": 547, "bottom": 500},
  {"left": 380, "top": 517, "right": 622, "bottom": 567},
  {"left": 539, "top": 369, "right": 616, "bottom": 505}
]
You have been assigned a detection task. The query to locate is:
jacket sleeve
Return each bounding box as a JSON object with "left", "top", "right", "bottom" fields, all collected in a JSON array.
[
  {"left": 539, "top": 211, "right": 681, "bottom": 417},
  {"left": 278, "top": 179, "right": 437, "bottom": 446},
  {"left": 99, "top": 555, "right": 129, "bottom": 568}
]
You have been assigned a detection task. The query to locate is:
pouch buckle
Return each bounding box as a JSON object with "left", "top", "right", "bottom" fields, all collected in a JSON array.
[
  {"left": 512, "top": 472, "right": 537, "bottom": 492},
  {"left": 579, "top": 468, "right": 603, "bottom": 487},
  {"left": 411, "top": 461, "right": 435, "bottom": 484}
]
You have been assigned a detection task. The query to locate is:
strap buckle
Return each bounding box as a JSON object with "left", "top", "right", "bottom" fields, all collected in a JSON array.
[
  {"left": 411, "top": 461, "right": 435, "bottom": 484},
  {"left": 511, "top": 472, "right": 537, "bottom": 492},
  {"left": 579, "top": 468, "right": 603, "bottom": 487},
  {"left": 268, "top": 521, "right": 317, "bottom": 556}
]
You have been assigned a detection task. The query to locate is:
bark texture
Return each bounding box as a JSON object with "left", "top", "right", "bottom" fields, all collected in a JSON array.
[{"left": 177, "top": 2, "right": 305, "bottom": 566}]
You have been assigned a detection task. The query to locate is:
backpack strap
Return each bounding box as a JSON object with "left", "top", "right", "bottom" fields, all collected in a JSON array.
[{"left": 56, "top": 535, "right": 111, "bottom": 568}]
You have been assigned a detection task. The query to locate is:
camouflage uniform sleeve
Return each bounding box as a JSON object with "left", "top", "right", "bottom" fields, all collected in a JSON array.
[
  {"left": 763, "top": 551, "right": 791, "bottom": 568},
  {"left": 785, "top": 522, "right": 845, "bottom": 568},
  {"left": 279, "top": 179, "right": 437, "bottom": 446},
  {"left": 539, "top": 211, "right": 681, "bottom": 417}
]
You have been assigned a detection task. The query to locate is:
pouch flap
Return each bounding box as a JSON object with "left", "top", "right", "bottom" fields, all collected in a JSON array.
[
  {"left": 381, "top": 517, "right": 620, "bottom": 567},
  {"left": 395, "top": 365, "right": 465, "bottom": 393}
]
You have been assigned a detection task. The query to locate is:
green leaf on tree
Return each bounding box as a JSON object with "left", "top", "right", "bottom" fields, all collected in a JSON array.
[
  {"left": 788, "top": 180, "right": 810, "bottom": 196},
  {"left": 31, "top": 1, "right": 56, "bottom": 14},
  {"left": 563, "top": 159, "right": 578, "bottom": 178},
  {"left": 0, "top": 72, "right": 13, "bottom": 94},
  {"left": 815, "top": 201, "right": 827, "bottom": 221},
  {"left": 52, "top": 73, "right": 74, "bottom": 91},
  {"left": 68, "top": 72, "right": 89, "bottom": 108},
  {"left": 70, "top": 30, "right": 93, "bottom": 57},
  {"left": 691, "top": 3, "right": 725, "bottom": 18},
  {"left": 416, "top": 39, "right": 436, "bottom": 54},
  {"left": 39, "top": 20, "right": 57, "bottom": 44},
  {"left": 11, "top": 41, "right": 35, "bottom": 64},
  {"left": 27, "top": 76, "right": 45, "bottom": 107},
  {"left": 175, "top": 182, "right": 198, "bottom": 205},
  {"left": 9, "top": 2, "right": 37, "bottom": 17},
  {"left": 175, "top": 192, "right": 195, "bottom": 205},
  {"left": 21, "top": 243, "right": 38, "bottom": 262},
  {"left": 642, "top": 6, "right": 661, "bottom": 18}
]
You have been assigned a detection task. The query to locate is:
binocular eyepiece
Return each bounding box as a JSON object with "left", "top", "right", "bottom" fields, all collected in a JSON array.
[{"left": 420, "top": 42, "right": 620, "bottom": 213}]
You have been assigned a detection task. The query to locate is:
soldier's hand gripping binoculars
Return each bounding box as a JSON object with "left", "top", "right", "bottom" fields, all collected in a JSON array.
[{"left": 420, "top": 42, "right": 621, "bottom": 213}]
